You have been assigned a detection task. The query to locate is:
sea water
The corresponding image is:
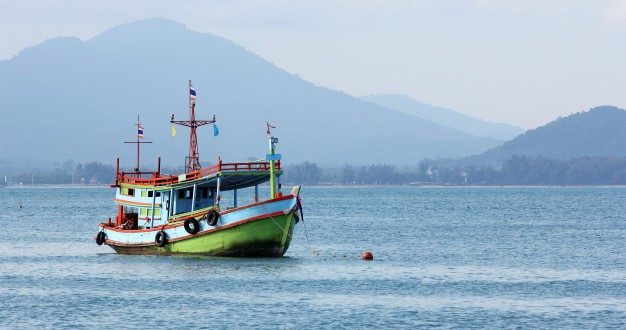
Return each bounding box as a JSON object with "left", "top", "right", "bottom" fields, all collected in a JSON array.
[{"left": 0, "top": 186, "right": 624, "bottom": 328}]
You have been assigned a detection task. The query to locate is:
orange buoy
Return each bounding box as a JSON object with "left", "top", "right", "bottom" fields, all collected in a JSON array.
[{"left": 361, "top": 251, "right": 374, "bottom": 260}]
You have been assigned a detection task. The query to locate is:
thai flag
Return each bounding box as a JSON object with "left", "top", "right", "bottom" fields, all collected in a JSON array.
[
  {"left": 190, "top": 84, "right": 197, "bottom": 100},
  {"left": 137, "top": 124, "right": 144, "bottom": 139}
]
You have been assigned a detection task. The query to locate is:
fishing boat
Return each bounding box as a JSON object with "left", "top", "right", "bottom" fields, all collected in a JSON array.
[{"left": 95, "top": 81, "right": 301, "bottom": 257}]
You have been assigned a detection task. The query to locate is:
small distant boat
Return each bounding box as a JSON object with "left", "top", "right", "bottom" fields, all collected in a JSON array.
[{"left": 95, "top": 81, "right": 302, "bottom": 257}]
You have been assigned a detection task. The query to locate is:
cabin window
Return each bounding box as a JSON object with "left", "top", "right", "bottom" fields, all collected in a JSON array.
[
  {"left": 147, "top": 191, "right": 161, "bottom": 198},
  {"left": 139, "top": 208, "right": 160, "bottom": 218},
  {"left": 120, "top": 187, "right": 135, "bottom": 196},
  {"left": 177, "top": 188, "right": 193, "bottom": 199},
  {"left": 199, "top": 187, "right": 209, "bottom": 199},
  {"left": 123, "top": 206, "right": 138, "bottom": 214},
  {"left": 140, "top": 190, "right": 147, "bottom": 198}
]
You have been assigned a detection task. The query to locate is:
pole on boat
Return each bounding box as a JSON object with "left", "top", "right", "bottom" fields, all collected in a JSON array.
[
  {"left": 150, "top": 191, "right": 157, "bottom": 228},
  {"left": 124, "top": 115, "right": 152, "bottom": 175},
  {"left": 168, "top": 187, "right": 174, "bottom": 218},
  {"left": 216, "top": 176, "right": 221, "bottom": 207},
  {"left": 170, "top": 80, "right": 217, "bottom": 173},
  {"left": 266, "top": 122, "right": 280, "bottom": 198},
  {"left": 115, "top": 158, "right": 120, "bottom": 185},
  {"left": 191, "top": 183, "right": 197, "bottom": 212}
]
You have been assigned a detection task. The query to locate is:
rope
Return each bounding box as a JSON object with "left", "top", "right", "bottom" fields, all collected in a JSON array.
[
  {"left": 296, "top": 196, "right": 316, "bottom": 255},
  {"left": 257, "top": 196, "right": 318, "bottom": 256},
  {"left": 300, "top": 213, "right": 316, "bottom": 255},
  {"left": 267, "top": 212, "right": 294, "bottom": 241}
]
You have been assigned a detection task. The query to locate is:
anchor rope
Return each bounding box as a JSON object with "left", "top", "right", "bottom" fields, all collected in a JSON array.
[{"left": 296, "top": 196, "right": 316, "bottom": 255}]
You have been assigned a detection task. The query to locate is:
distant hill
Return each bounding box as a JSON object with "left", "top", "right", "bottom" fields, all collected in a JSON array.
[
  {"left": 0, "top": 18, "right": 501, "bottom": 168},
  {"left": 362, "top": 94, "right": 524, "bottom": 140},
  {"left": 462, "top": 106, "right": 626, "bottom": 166}
]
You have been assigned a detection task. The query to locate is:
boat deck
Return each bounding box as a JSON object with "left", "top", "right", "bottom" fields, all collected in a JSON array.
[{"left": 115, "top": 161, "right": 281, "bottom": 189}]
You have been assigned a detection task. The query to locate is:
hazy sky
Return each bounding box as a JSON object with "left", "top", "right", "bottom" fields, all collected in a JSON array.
[{"left": 1, "top": 0, "right": 625, "bottom": 128}]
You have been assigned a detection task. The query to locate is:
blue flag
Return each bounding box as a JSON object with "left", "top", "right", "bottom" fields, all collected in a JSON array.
[
  {"left": 190, "top": 85, "right": 197, "bottom": 100},
  {"left": 213, "top": 124, "right": 219, "bottom": 137}
]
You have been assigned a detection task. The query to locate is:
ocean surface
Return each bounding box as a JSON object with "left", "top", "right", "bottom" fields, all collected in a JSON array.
[{"left": 0, "top": 186, "right": 625, "bottom": 328}]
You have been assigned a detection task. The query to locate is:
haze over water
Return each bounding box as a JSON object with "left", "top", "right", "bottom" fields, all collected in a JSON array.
[{"left": 1, "top": 186, "right": 624, "bottom": 328}]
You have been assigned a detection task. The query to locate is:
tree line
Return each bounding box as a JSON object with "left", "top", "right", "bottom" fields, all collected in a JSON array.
[
  {"left": 281, "top": 156, "right": 626, "bottom": 186},
  {"left": 2, "top": 155, "right": 626, "bottom": 186},
  {"left": 1, "top": 161, "right": 116, "bottom": 185}
]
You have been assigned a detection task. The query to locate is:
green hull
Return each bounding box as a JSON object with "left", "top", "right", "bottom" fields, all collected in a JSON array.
[{"left": 110, "top": 212, "right": 297, "bottom": 257}]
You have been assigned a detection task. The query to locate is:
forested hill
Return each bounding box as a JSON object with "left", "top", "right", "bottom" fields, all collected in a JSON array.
[{"left": 463, "top": 106, "right": 626, "bottom": 166}]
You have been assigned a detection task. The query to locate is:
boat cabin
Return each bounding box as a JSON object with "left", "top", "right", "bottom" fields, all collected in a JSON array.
[{"left": 111, "top": 161, "right": 282, "bottom": 230}]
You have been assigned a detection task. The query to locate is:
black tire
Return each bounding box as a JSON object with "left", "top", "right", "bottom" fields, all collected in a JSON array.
[
  {"left": 207, "top": 210, "right": 219, "bottom": 226},
  {"left": 155, "top": 231, "right": 168, "bottom": 247},
  {"left": 95, "top": 231, "right": 106, "bottom": 245},
  {"left": 184, "top": 219, "right": 200, "bottom": 234}
]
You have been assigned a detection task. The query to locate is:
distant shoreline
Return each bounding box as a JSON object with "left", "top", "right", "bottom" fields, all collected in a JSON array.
[
  {"left": 4, "top": 184, "right": 109, "bottom": 189},
  {"left": 4, "top": 184, "right": 626, "bottom": 189},
  {"left": 298, "top": 184, "right": 626, "bottom": 188}
]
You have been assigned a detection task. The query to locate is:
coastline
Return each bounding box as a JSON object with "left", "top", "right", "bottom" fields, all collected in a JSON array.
[
  {"left": 4, "top": 184, "right": 110, "bottom": 189},
  {"left": 5, "top": 184, "right": 626, "bottom": 189}
]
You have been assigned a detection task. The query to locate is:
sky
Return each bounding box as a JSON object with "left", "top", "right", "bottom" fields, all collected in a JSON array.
[{"left": 1, "top": 0, "right": 625, "bottom": 128}]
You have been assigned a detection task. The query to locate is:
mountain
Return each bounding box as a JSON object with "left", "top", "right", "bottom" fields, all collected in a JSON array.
[
  {"left": 362, "top": 94, "right": 524, "bottom": 140},
  {"left": 0, "top": 18, "right": 502, "bottom": 168},
  {"left": 462, "top": 106, "right": 626, "bottom": 166}
]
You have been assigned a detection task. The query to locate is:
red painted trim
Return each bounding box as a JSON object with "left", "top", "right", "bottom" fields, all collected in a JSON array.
[
  {"left": 101, "top": 195, "right": 294, "bottom": 233},
  {"left": 104, "top": 210, "right": 289, "bottom": 247},
  {"left": 116, "top": 161, "right": 281, "bottom": 187},
  {"left": 113, "top": 198, "right": 155, "bottom": 206},
  {"left": 104, "top": 239, "right": 155, "bottom": 248},
  {"left": 220, "top": 194, "right": 295, "bottom": 215},
  {"left": 102, "top": 209, "right": 213, "bottom": 232},
  {"left": 168, "top": 210, "right": 286, "bottom": 243}
]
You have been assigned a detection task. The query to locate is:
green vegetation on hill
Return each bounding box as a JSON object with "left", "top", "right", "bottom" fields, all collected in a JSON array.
[
  {"left": 416, "top": 155, "right": 626, "bottom": 185},
  {"left": 461, "top": 106, "right": 626, "bottom": 166}
]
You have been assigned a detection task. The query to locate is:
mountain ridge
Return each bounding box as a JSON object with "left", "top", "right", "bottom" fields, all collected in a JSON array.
[
  {"left": 0, "top": 18, "right": 502, "bottom": 167},
  {"left": 362, "top": 94, "right": 524, "bottom": 141},
  {"left": 458, "top": 105, "right": 626, "bottom": 167}
]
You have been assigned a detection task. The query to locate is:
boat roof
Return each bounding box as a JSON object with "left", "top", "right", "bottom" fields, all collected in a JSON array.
[{"left": 115, "top": 161, "right": 281, "bottom": 191}]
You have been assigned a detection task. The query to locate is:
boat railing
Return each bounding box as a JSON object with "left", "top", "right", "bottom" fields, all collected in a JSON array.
[{"left": 115, "top": 161, "right": 280, "bottom": 187}]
